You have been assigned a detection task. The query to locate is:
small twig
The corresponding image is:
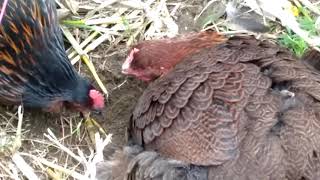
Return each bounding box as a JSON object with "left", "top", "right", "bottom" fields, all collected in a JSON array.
[
  {"left": 94, "top": 133, "right": 112, "bottom": 162},
  {"left": 15, "top": 106, "right": 23, "bottom": 142},
  {"left": 46, "top": 168, "right": 61, "bottom": 180},
  {"left": 194, "top": 0, "right": 219, "bottom": 21},
  {"left": 219, "top": 30, "right": 251, "bottom": 35},
  {"left": 44, "top": 129, "right": 83, "bottom": 163},
  {"left": 112, "top": 79, "right": 128, "bottom": 90},
  {"left": 86, "top": 133, "right": 112, "bottom": 179},
  {"left": 0, "top": 161, "right": 17, "bottom": 179}
]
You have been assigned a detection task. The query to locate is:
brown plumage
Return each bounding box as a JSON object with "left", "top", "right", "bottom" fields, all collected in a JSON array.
[{"left": 98, "top": 32, "right": 320, "bottom": 180}]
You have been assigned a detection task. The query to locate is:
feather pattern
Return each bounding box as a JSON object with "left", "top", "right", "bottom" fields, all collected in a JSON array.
[
  {"left": 0, "top": 0, "right": 92, "bottom": 109},
  {"left": 97, "top": 34, "right": 320, "bottom": 179}
]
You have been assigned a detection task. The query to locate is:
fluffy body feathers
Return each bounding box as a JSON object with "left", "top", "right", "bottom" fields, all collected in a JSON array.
[{"left": 98, "top": 32, "right": 320, "bottom": 180}]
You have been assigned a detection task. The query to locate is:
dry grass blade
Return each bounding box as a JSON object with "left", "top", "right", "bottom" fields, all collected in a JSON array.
[
  {"left": 67, "top": 8, "right": 128, "bottom": 62},
  {"left": 81, "top": 54, "right": 109, "bottom": 97},
  {"left": 143, "top": 0, "right": 179, "bottom": 38},
  {"left": 41, "top": 128, "right": 112, "bottom": 179},
  {"left": 45, "top": 129, "right": 83, "bottom": 163},
  {"left": 0, "top": 106, "right": 40, "bottom": 179},
  {"left": 84, "top": 117, "right": 107, "bottom": 146},
  {"left": 85, "top": 0, "right": 118, "bottom": 18},
  {"left": 46, "top": 168, "right": 62, "bottom": 180},
  {"left": 298, "top": 0, "right": 320, "bottom": 15},
  {"left": 15, "top": 127, "right": 113, "bottom": 179},
  {"left": 12, "top": 153, "right": 39, "bottom": 180},
  {"left": 61, "top": 0, "right": 79, "bottom": 15},
  {"left": 20, "top": 152, "right": 85, "bottom": 179},
  {"left": 10, "top": 106, "right": 39, "bottom": 180},
  {"left": 68, "top": 31, "right": 100, "bottom": 61}
]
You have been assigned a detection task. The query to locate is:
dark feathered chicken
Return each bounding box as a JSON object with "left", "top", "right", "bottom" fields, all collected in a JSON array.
[
  {"left": 97, "top": 31, "right": 320, "bottom": 180},
  {"left": 0, "top": 0, "right": 104, "bottom": 112}
]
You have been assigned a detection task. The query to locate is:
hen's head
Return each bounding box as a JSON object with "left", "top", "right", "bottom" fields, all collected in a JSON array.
[
  {"left": 59, "top": 79, "right": 105, "bottom": 113},
  {"left": 37, "top": 77, "right": 105, "bottom": 113},
  {"left": 122, "top": 31, "right": 226, "bottom": 81},
  {"left": 122, "top": 47, "right": 158, "bottom": 81}
]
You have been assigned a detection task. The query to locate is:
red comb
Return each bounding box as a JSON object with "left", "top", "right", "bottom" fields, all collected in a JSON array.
[{"left": 89, "top": 89, "right": 105, "bottom": 109}]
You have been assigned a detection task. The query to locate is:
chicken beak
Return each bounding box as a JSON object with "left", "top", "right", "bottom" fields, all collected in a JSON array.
[
  {"left": 121, "top": 63, "right": 130, "bottom": 74},
  {"left": 92, "top": 109, "right": 103, "bottom": 115},
  {"left": 122, "top": 48, "right": 139, "bottom": 74},
  {"left": 80, "top": 111, "right": 90, "bottom": 119},
  {"left": 121, "top": 68, "right": 129, "bottom": 74}
]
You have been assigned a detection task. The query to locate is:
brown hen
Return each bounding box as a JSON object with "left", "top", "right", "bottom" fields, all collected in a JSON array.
[{"left": 98, "top": 32, "right": 320, "bottom": 180}]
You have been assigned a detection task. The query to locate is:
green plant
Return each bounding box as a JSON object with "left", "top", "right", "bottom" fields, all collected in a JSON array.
[
  {"left": 279, "top": 29, "right": 308, "bottom": 57},
  {"left": 297, "top": 16, "right": 317, "bottom": 35}
]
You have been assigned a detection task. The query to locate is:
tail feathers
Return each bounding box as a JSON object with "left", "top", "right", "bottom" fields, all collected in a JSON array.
[{"left": 96, "top": 145, "right": 208, "bottom": 180}]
